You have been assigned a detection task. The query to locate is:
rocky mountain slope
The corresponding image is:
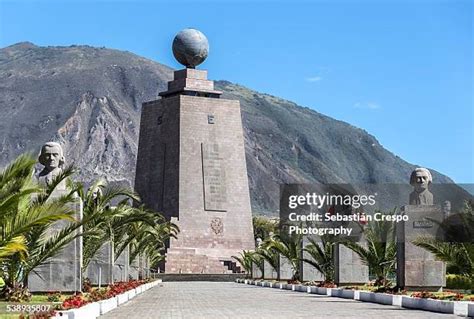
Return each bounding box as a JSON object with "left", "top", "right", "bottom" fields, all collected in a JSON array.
[{"left": 0, "top": 42, "right": 469, "bottom": 215}]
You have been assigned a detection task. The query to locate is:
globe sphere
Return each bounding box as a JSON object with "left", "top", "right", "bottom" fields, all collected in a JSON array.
[{"left": 172, "top": 28, "right": 209, "bottom": 68}]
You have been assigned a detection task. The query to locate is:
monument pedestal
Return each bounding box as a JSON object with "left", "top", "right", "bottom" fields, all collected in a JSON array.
[
  {"left": 396, "top": 205, "right": 446, "bottom": 290},
  {"left": 129, "top": 257, "right": 139, "bottom": 279},
  {"left": 28, "top": 191, "right": 83, "bottom": 292},
  {"left": 335, "top": 243, "right": 369, "bottom": 285},
  {"left": 263, "top": 260, "right": 278, "bottom": 280},
  {"left": 134, "top": 68, "right": 255, "bottom": 273},
  {"left": 85, "top": 242, "right": 117, "bottom": 285},
  {"left": 113, "top": 246, "right": 129, "bottom": 282},
  {"left": 301, "top": 238, "right": 324, "bottom": 282}
]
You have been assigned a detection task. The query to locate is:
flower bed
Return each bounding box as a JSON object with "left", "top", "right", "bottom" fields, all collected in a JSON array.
[
  {"left": 237, "top": 278, "right": 474, "bottom": 317},
  {"left": 59, "top": 280, "right": 145, "bottom": 311},
  {"left": 52, "top": 279, "right": 161, "bottom": 319}
]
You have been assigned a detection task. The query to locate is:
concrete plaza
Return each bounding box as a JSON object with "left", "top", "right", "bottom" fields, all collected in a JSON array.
[{"left": 99, "top": 282, "right": 458, "bottom": 319}]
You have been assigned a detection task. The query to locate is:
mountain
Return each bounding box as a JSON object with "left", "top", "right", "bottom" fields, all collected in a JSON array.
[{"left": 0, "top": 42, "right": 470, "bottom": 215}]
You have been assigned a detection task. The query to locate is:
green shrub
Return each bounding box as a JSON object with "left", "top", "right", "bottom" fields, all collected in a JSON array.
[{"left": 446, "top": 274, "right": 474, "bottom": 290}]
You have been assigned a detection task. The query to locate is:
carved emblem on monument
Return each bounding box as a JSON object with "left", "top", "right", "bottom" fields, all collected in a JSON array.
[{"left": 210, "top": 217, "right": 224, "bottom": 235}]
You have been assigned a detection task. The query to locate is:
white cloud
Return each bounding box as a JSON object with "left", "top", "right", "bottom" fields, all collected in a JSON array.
[
  {"left": 306, "top": 76, "right": 322, "bottom": 82},
  {"left": 354, "top": 101, "right": 380, "bottom": 110}
]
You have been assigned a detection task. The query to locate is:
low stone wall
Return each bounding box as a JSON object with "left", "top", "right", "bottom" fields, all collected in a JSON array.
[
  {"left": 53, "top": 279, "right": 162, "bottom": 319},
  {"left": 236, "top": 279, "right": 474, "bottom": 318},
  {"left": 157, "top": 273, "right": 243, "bottom": 282}
]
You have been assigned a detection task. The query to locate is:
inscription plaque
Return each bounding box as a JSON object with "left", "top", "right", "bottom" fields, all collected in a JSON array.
[
  {"left": 201, "top": 143, "right": 227, "bottom": 211},
  {"left": 413, "top": 220, "right": 434, "bottom": 229}
]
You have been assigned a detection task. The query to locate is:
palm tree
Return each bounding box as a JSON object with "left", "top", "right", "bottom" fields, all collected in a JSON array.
[
  {"left": 302, "top": 236, "right": 336, "bottom": 283},
  {"left": 114, "top": 207, "right": 179, "bottom": 272},
  {"left": 77, "top": 179, "right": 140, "bottom": 276},
  {"left": 232, "top": 250, "right": 256, "bottom": 276},
  {"left": 254, "top": 241, "right": 280, "bottom": 280},
  {"left": 0, "top": 154, "right": 81, "bottom": 289},
  {"left": 342, "top": 210, "right": 397, "bottom": 287},
  {"left": 266, "top": 233, "right": 303, "bottom": 281},
  {"left": 77, "top": 179, "right": 179, "bottom": 281}
]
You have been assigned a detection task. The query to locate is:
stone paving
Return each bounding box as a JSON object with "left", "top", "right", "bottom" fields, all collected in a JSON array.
[{"left": 99, "top": 282, "right": 459, "bottom": 319}]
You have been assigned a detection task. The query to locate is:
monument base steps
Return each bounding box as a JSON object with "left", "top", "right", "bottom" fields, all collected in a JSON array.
[{"left": 166, "top": 248, "right": 233, "bottom": 274}]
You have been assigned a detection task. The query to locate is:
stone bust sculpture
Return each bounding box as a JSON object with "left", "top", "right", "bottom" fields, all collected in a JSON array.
[
  {"left": 409, "top": 167, "right": 433, "bottom": 205},
  {"left": 37, "top": 142, "right": 65, "bottom": 188}
]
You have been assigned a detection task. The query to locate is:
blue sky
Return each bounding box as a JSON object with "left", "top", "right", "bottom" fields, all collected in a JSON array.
[{"left": 1, "top": 0, "right": 472, "bottom": 183}]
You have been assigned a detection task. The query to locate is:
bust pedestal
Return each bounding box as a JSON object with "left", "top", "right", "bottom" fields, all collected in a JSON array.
[
  {"left": 28, "top": 189, "right": 83, "bottom": 292},
  {"left": 396, "top": 205, "right": 446, "bottom": 290}
]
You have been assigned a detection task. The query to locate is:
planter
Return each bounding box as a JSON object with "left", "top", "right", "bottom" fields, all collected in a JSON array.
[
  {"left": 401, "top": 295, "right": 422, "bottom": 309},
  {"left": 392, "top": 295, "right": 402, "bottom": 307},
  {"left": 421, "top": 299, "right": 454, "bottom": 314},
  {"left": 359, "top": 291, "right": 375, "bottom": 303},
  {"left": 316, "top": 287, "right": 327, "bottom": 295},
  {"left": 99, "top": 297, "right": 118, "bottom": 315},
  {"left": 308, "top": 286, "right": 318, "bottom": 294},
  {"left": 373, "top": 293, "right": 393, "bottom": 305},
  {"left": 55, "top": 302, "right": 101, "bottom": 319},
  {"left": 329, "top": 288, "right": 342, "bottom": 297},
  {"left": 454, "top": 301, "right": 474, "bottom": 317},
  {"left": 52, "top": 282, "right": 155, "bottom": 319},
  {"left": 354, "top": 290, "right": 361, "bottom": 300},
  {"left": 402, "top": 296, "right": 454, "bottom": 314},
  {"left": 127, "top": 289, "right": 137, "bottom": 300},
  {"left": 358, "top": 291, "right": 393, "bottom": 305},
  {"left": 324, "top": 288, "right": 333, "bottom": 296},
  {"left": 296, "top": 285, "right": 307, "bottom": 292},
  {"left": 340, "top": 289, "right": 355, "bottom": 299},
  {"left": 117, "top": 292, "right": 129, "bottom": 305},
  {"left": 234, "top": 279, "right": 474, "bottom": 317},
  {"left": 454, "top": 301, "right": 470, "bottom": 317},
  {"left": 76, "top": 303, "right": 101, "bottom": 319}
]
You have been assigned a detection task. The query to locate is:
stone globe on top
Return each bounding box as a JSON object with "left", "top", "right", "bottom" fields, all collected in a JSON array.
[{"left": 172, "top": 28, "right": 209, "bottom": 68}]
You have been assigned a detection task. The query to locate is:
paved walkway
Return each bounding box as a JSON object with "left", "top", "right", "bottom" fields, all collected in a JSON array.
[{"left": 99, "top": 282, "right": 458, "bottom": 319}]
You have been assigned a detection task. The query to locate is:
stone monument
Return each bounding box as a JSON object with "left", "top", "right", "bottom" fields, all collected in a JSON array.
[
  {"left": 28, "top": 142, "right": 83, "bottom": 292},
  {"left": 397, "top": 167, "right": 446, "bottom": 290},
  {"left": 134, "top": 28, "right": 255, "bottom": 273}
]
